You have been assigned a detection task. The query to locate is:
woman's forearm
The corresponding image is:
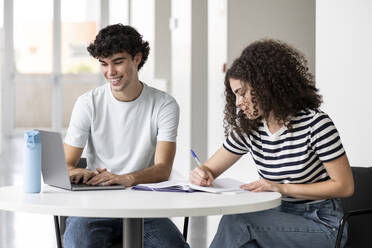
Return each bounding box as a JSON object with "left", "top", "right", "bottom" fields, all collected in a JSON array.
[{"left": 280, "top": 179, "right": 354, "bottom": 200}]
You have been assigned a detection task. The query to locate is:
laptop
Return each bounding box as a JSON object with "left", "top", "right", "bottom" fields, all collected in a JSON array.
[{"left": 38, "top": 130, "right": 126, "bottom": 191}]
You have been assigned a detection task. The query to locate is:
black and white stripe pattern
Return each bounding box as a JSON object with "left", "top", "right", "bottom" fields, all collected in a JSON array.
[{"left": 223, "top": 109, "right": 345, "bottom": 203}]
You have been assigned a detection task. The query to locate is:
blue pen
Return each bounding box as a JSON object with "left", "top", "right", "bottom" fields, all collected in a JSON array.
[{"left": 190, "top": 149, "right": 202, "bottom": 167}]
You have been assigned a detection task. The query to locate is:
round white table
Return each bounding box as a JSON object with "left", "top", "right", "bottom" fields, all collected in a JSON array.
[{"left": 0, "top": 185, "right": 281, "bottom": 247}]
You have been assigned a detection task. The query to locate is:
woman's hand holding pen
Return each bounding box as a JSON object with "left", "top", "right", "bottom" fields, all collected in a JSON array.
[
  {"left": 189, "top": 165, "right": 215, "bottom": 186},
  {"left": 190, "top": 149, "right": 214, "bottom": 186}
]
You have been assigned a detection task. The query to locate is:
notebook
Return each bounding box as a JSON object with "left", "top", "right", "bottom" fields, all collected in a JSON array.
[
  {"left": 132, "top": 178, "right": 246, "bottom": 194},
  {"left": 38, "top": 130, "right": 126, "bottom": 191}
]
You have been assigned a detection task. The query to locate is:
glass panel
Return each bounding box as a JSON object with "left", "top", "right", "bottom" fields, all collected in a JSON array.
[
  {"left": 15, "top": 80, "right": 52, "bottom": 128},
  {"left": 109, "top": 0, "right": 129, "bottom": 25},
  {"left": 0, "top": 0, "right": 3, "bottom": 84},
  {"left": 0, "top": 0, "right": 3, "bottom": 28},
  {"left": 61, "top": 0, "right": 99, "bottom": 74},
  {"left": 13, "top": 0, "right": 53, "bottom": 73},
  {"left": 62, "top": 76, "right": 100, "bottom": 128}
]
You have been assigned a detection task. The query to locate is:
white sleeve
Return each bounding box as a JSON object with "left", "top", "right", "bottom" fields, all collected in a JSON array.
[
  {"left": 156, "top": 95, "right": 180, "bottom": 142},
  {"left": 64, "top": 95, "right": 91, "bottom": 148}
]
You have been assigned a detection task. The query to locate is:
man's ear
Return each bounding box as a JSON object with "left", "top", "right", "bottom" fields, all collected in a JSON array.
[{"left": 134, "top": 53, "right": 142, "bottom": 68}]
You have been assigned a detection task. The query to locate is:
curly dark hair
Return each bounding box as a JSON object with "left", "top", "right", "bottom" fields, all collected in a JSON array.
[
  {"left": 224, "top": 39, "right": 322, "bottom": 136},
  {"left": 87, "top": 24, "right": 150, "bottom": 71}
]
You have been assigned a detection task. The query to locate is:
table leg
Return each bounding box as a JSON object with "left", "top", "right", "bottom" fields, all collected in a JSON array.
[{"left": 123, "top": 218, "right": 143, "bottom": 248}]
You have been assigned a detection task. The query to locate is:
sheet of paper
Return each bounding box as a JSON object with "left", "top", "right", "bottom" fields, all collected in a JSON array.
[
  {"left": 189, "top": 178, "right": 245, "bottom": 193},
  {"left": 136, "top": 180, "right": 188, "bottom": 188}
]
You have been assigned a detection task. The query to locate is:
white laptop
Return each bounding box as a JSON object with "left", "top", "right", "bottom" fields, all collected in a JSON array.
[{"left": 38, "top": 130, "right": 126, "bottom": 191}]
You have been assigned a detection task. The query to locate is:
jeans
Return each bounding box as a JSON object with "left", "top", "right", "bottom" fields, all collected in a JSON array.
[
  {"left": 64, "top": 217, "right": 190, "bottom": 248},
  {"left": 210, "top": 199, "right": 347, "bottom": 248}
]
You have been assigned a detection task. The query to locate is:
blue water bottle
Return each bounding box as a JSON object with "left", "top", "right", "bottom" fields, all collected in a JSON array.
[{"left": 24, "top": 130, "right": 41, "bottom": 193}]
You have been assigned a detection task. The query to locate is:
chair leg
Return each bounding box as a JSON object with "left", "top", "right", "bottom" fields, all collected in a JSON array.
[
  {"left": 54, "top": 216, "right": 63, "bottom": 248},
  {"left": 183, "top": 217, "right": 189, "bottom": 241}
]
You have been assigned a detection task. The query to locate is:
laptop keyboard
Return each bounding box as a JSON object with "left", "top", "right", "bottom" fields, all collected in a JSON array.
[{"left": 71, "top": 183, "right": 105, "bottom": 188}]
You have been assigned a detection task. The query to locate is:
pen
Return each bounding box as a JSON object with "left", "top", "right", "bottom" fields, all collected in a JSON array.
[{"left": 190, "top": 149, "right": 202, "bottom": 167}]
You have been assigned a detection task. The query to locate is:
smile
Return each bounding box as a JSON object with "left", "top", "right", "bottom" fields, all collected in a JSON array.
[{"left": 108, "top": 77, "right": 122, "bottom": 84}]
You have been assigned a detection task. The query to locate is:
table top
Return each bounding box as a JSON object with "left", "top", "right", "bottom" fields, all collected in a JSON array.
[{"left": 0, "top": 185, "right": 281, "bottom": 218}]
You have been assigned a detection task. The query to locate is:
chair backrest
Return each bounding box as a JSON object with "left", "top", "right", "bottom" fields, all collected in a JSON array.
[
  {"left": 76, "top": 157, "right": 87, "bottom": 169},
  {"left": 341, "top": 166, "right": 372, "bottom": 247}
]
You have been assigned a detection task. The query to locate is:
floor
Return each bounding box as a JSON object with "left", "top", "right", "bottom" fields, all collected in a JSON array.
[{"left": 0, "top": 137, "right": 221, "bottom": 248}]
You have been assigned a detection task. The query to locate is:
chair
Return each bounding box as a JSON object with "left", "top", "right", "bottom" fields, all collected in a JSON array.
[
  {"left": 335, "top": 166, "right": 372, "bottom": 248},
  {"left": 54, "top": 158, "right": 189, "bottom": 248}
]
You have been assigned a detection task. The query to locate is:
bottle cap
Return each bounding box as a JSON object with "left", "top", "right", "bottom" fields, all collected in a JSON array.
[{"left": 24, "top": 130, "right": 40, "bottom": 149}]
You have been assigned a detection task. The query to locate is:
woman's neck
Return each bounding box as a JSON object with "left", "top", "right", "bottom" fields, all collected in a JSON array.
[{"left": 266, "top": 112, "right": 284, "bottom": 134}]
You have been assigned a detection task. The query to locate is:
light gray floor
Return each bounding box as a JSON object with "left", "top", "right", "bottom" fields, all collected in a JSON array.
[{"left": 0, "top": 137, "right": 221, "bottom": 248}]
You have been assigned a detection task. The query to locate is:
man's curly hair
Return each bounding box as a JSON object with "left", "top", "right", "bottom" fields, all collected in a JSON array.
[
  {"left": 224, "top": 39, "right": 322, "bottom": 137},
  {"left": 87, "top": 24, "right": 150, "bottom": 71}
]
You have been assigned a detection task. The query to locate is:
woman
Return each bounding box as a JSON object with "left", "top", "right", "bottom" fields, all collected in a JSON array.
[{"left": 190, "top": 40, "right": 354, "bottom": 248}]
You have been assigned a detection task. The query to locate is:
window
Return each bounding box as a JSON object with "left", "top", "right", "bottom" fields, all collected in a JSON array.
[
  {"left": 109, "top": 0, "right": 129, "bottom": 25},
  {"left": 61, "top": 0, "right": 99, "bottom": 74},
  {"left": 14, "top": 0, "right": 53, "bottom": 129},
  {"left": 14, "top": 0, "right": 53, "bottom": 74},
  {"left": 0, "top": 0, "right": 3, "bottom": 28},
  {"left": 61, "top": 0, "right": 101, "bottom": 128},
  {"left": 14, "top": 78, "right": 52, "bottom": 128},
  {"left": 6, "top": 0, "right": 132, "bottom": 132}
]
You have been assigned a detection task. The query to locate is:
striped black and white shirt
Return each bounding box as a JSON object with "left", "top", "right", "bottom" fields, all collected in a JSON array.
[{"left": 223, "top": 109, "right": 345, "bottom": 204}]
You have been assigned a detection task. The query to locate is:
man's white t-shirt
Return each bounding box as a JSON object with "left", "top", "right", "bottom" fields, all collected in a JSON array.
[{"left": 64, "top": 82, "right": 180, "bottom": 175}]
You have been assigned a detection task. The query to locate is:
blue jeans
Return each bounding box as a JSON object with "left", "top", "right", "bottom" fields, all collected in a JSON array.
[
  {"left": 210, "top": 199, "right": 347, "bottom": 248},
  {"left": 64, "top": 217, "right": 190, "bottom": 248}
]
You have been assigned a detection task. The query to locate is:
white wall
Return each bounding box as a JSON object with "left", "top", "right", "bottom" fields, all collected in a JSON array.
[
  {"left": 170, "top": 0, "right": 192, "bottom": 177},
  {"left": 0, "top": 0, "right": 2, "bottom": 152},
  {"left": 207, "top": 0, "right": 227, "bottom": 158},
  {"left": 208, "top": 0, "right": 316, "bottom": 183},
  {"left": 204, "top": 1, "right": 316, "bottom": 245},
  {"left": 154, "top": 0, "right": 171, "bottom": 89},
  {"left": 316, "top": 0, "right": 372, "bottom": 167},
  {"left": 131, "top": 0, "right": 155, "bottom": 85},
  {"left": 0, "top": 28, "right": 3, "bottom": 154},
  {"left": 227, "top": 0, "right": 315, "bottom": 72},
  {"left": 170, "top": 1, "right": 209, "bottom": 247}
]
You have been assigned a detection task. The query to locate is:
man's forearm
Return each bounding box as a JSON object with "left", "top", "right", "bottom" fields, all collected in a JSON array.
[
  {"left": 66, "top": 163, "right": 78, "bottom": 173},
  {"left": 64, "top": 143, "right": 84, "bottom": 174},
  {"left": 123, "top": 163, "right": 172, "bottom": 186}
]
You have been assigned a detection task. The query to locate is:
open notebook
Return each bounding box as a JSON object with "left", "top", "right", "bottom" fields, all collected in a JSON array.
[{"left": 132, "top": 178, "right": 246, "bottom": 193}]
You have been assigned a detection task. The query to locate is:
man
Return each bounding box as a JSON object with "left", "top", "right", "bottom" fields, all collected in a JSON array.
[{"left": 63, "top": 24, "right": 189, "bottom": 248}]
